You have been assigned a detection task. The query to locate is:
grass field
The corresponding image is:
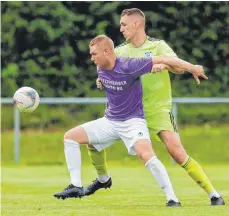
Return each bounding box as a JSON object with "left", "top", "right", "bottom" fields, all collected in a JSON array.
[
  {"left": 2, "top": 125, "right": 229, "bottom": 165},
  {"left": 1, "top": 165, "right": 229, "bottom": 216}
]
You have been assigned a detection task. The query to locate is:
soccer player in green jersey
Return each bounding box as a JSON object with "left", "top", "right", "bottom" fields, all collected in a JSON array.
[{"left": 85, "top": 8, "right": 225, "bottom": 206}]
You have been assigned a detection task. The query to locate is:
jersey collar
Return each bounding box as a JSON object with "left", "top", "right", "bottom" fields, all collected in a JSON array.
[{"left": 129, "top": 35, "right": 148, "bottom": 48}]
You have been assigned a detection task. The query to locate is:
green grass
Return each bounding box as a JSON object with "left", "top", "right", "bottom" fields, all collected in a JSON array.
[
  {"left": 1, "top": 125, "right": 229, "bottom": 215},
  {"left": 1, "top": 125, "right": 229, "bottom": 165},
  {"left": 1, "top": 165, "right": 229, "bottom": 216}
]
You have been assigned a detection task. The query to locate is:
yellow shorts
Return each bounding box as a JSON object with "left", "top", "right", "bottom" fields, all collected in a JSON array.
[{"left": 146, "top": 111, "right": 178, "bottom": 141}]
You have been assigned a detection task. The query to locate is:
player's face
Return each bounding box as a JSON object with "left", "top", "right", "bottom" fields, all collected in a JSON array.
[
  {"left": 120, "top": 15, "right": 137, "bottom": 41},
  {"left": 90, "top": 45, "right": 107, "bottom": 68}
]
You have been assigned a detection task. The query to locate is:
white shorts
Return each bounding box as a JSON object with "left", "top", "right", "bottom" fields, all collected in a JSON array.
[{"left": 80, "top": 117, "right": 151, "bottom": 155}]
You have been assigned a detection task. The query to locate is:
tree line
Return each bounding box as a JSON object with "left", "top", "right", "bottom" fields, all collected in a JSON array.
[{"left": 1, "top": 1, "right": 229, "bottom": 98}]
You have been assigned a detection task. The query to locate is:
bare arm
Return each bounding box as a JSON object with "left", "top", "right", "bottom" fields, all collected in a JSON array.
[
  {"left": 152, "top": 63, "right": 184, "bottom": 73},
  {"left": 167, "top": 66, "right": 185, "bottom": 74},
  {"left": 152, "top": 56, "right": 208, "bottom": 84},
  {"left": 161, "top": 65, "right": 185, "bottom": 74},
  {"left": 165, "top": 57, "right": 185, "bottom": 74},
  {"left": 151, "top": 64, "right": 174, "bottom": 73},
  {"left": 153, "top": 56, "right": 195, "bottom": 72}
]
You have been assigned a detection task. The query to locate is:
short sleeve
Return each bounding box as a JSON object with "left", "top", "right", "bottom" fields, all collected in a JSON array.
[
  {"left": 156, "top": 40, "right": 177, "bottom": 57},
  {"left": 124, "top": 57, "right": 152, "bottom": 79}
]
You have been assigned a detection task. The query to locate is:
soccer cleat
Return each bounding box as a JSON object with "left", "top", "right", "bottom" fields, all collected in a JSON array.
[
  {"left": 53, "top": 184, "right": 85, "bottom": 200},
  {"left": 211, "top": 196, "right": 225, "bottom": 206},
  {"left": 84, "top": 178, "right": 112, "bottom": 196},
  {"left": 166, "top": 200, "right": 181, "bottom": 207}
]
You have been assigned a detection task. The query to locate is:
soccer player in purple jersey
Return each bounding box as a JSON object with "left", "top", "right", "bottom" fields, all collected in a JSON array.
[{"left": 53, "top": 35, "right": 205, "bottom": 206}]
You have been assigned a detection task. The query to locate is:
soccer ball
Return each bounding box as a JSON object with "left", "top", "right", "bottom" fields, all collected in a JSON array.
[{"left": 13, "top": 87, "right": 40, "bottom": 113}]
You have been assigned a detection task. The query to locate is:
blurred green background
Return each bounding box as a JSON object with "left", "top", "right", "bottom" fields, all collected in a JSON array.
[{"left": 1, "top": 1, "right": 229, "bottom": 165}]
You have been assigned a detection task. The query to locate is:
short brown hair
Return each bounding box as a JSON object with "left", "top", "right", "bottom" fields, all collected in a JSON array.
[
  {"left": 121, "top": 8, "right": 145, "bottom": 19},
  {"left": 89, "top": 35, "right": 114, "bottom": 50}
]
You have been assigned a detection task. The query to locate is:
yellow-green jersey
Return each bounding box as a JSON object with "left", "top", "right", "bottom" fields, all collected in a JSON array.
[{"left": 115, "top": 36, "right": 178, "bottom": 136}]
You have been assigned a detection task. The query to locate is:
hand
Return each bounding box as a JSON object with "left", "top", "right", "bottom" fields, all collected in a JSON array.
[
  {"left": 96, "top": 78, "right": 103, "bottom": 89},
  {"left": 152, "top": 64, "right": 167, "bottom": 73},
  {"left": 191, "top": 65, "right": 208, "bottom": 85}
]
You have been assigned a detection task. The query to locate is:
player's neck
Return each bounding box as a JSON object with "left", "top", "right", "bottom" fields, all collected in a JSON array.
[
  {"left": 131, "top": 31, "right": 147, "bottom": 48},
  {"left": 103, "top": 55, "right": 116, "bottom": 71}
]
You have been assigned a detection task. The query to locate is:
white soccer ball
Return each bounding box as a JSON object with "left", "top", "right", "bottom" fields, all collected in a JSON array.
[{"left": 13, "top": 87, "right": 40, "bottom": 113}]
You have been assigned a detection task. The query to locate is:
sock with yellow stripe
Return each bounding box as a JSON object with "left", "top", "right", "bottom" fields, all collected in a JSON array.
[
  {"left": 87, "top": 146, "right": 110, "bottom": 183},
  {"left": 181, "top": 156, "right": 220, "bottom": 198}
]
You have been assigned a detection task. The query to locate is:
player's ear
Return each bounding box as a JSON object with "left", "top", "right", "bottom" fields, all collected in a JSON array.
[
  {"left": 134, "top": 20, "right": 139, "bottom": 28},
  {"left": 104, "top": 48, "right": 109, "bottom": 55}
]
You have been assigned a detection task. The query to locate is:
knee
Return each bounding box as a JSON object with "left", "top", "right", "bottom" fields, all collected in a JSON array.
[
  {"left": 64, "top": 126, "right": 88, "bottom": 144},
  {"left": 138, "top": 152, "right": 155, "bottom": 164},
  {"left": 64, "top": 127, "right": 80, "bottom": 142},
  {"left": 64, "top": 130, "right": 73, "bottom": 140},
  {"left": 137, "top": 149, "right": 155, "bottom": 164},
  {"left": 135, "top": 140, "right": 156, "bottom": 164}
]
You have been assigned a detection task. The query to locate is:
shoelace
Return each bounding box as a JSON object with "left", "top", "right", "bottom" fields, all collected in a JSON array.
[
  {"left": 64, "top": 184, "right": 74, "bottom": 191},
  {"left": 87, "top": 179, "right": 99, "bottom": 190}
]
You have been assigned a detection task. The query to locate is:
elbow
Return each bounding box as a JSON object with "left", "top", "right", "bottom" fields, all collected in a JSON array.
[
  {"left": 179, "top": 69, "right": 185, "bottom": 74},
  {"left": 176, "top": 68, "right": 185, "bottom": 74}
]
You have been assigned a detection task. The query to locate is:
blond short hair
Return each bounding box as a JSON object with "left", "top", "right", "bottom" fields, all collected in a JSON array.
[
  {"left": 89, "top": 35, "right": 114, "bottom": 50},
  {"left": 121, "top": 8, "right": 145, "bottom": 19}
]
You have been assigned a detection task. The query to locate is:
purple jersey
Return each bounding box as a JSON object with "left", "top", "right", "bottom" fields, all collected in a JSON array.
[{"left": 98, "top": 56, "right": 153, "bottom": 121}]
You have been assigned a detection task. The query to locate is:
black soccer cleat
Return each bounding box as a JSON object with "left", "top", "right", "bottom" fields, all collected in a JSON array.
[
  {"left": 84, "top": 178, "right": 112, "bottom": 196},
  {"left": 53, "top": 184, "right": 85, "bottom": 200},
  {"left": 211, "top": 196, "right": 225, "bottom": 206},
  {"left": 166, "top": 200, "right": 181, "bottom": 207}
]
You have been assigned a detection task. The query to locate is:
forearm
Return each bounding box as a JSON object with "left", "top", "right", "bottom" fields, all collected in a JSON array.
[
  {"left": 169, "top": 57, "right": 185, "bottom": 74},
  {"left": 153, "top": 56, "right": 195, "bottom": 73},
  {"left": 169, "top": 66, "right": 185, "bottom": 74},
  {"left": 159, "top": 64, "right": 185, "bottom": 74}
]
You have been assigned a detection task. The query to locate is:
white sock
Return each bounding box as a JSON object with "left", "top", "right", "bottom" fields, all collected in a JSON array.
[
  {"left": 209, "top": 190, "right": 220, "bottom": 199},
  {"left": 145, "top": 156, "right": 179, "bottom": 202},
  {"left": 98, "top": 174, "right": 110, "bottom": 183},
  {"left": 64, "top": 139, "right": 82, "bottom": 187}
]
